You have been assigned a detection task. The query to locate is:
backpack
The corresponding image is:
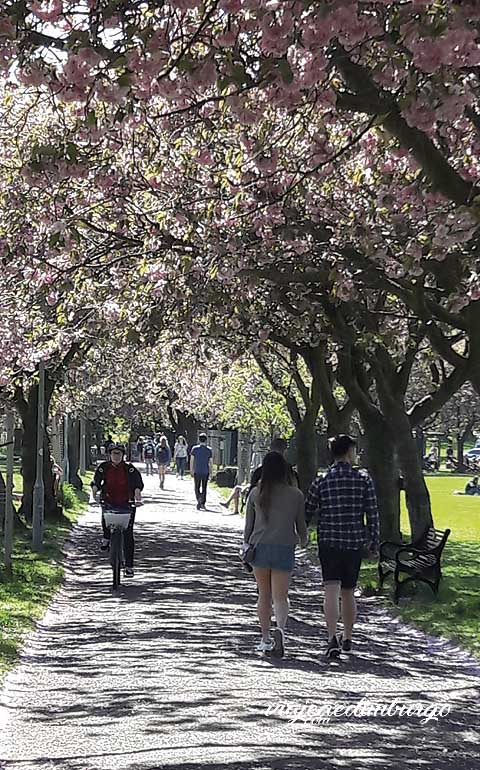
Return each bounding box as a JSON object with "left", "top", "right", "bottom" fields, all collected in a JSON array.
[{"left": 144, "top": 443, "right": 155, "bottom": 459}]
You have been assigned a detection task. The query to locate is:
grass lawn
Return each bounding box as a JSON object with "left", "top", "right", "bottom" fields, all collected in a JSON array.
[
  {"left": 209, "top": 480, "right": 231, "bottom": 502},
  {"left": 0, "top": 458, "right": 24, "bottom": 499},
  {"left": 0, "top": 471, "right": 93, "bottom": 683},
  {"left": 359, "top": 474, "right": 480, "bottom": 658}
]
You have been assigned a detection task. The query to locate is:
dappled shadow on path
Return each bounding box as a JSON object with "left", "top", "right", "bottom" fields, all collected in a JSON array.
[{"left": 1, "top": 489, "right": 479, "bottom": 770}]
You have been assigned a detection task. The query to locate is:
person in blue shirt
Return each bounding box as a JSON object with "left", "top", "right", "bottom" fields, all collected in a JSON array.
[{"left": 190, "top": 433, "right": 213, "bottom": 510}]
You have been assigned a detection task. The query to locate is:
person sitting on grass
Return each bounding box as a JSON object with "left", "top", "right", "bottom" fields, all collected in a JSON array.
[
  {"left": 465, "top": 476, "right": 480, "bottom": 495},
  {"left": 220, "top": 484, "right": 250, "bottom": 515}
]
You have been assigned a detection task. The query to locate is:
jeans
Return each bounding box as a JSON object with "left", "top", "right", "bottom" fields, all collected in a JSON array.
[
  {"left": 176, "top": 456, "right": 187, "bottom": 477},
  {"left": 102, "top": 506, "right": 136, "bottom": 568},
  {"left": 194, "top": 474, "right": 209, "bottom": 506}
]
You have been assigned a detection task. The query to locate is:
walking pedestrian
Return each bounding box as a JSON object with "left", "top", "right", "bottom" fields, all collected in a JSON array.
[
  {"left": 156, "top": 435, "right": 172, "bottom": 489},
  {"left": 244, "top": 451, "right": 308, "bottom": 657},
  {"left": 136, "top": 435, "right": 145, "bottom": 462},
  {"left": 249, "top": 437, "right": 299, "bottom": 489},
  {"left": 174, "top": 435, "right": 188, "bottom": 479},
  {"left": 305, "top": 435, "right": 380, "bottom": 658},
  {"left": 143, "top": 436, "right": 156, "bottom": 476},
  {"left": 190, "top": 432, "right": 213, "bottom": 510}
]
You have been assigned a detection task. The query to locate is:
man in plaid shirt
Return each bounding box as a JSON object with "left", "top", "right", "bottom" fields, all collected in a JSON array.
[{"left": 305, "top": 435, "right": 380, "bottom": 658}]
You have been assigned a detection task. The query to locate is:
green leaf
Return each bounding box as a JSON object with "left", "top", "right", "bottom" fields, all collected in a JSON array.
[
  {"left": 229, "top": 63, "right": 248, "bottom": 87},
  {"left": 49, "top": 232, "right": 61, "bottom": 248},
  {"left": 117, "top": 72, "right": 131, "bottom": 88},
  {"left": 65, "top": 142, "right": 79, "bottom": 162},
  {"left": 277, "top": 58, "right": 294, "bottom": 84}
]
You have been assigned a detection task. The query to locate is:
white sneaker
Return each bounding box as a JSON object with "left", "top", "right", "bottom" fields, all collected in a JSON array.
[{"left": 256, "top": 638, "right": 275, "bottom": 653}]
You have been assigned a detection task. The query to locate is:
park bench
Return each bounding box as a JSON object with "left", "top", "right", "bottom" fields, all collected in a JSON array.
[{"left": 378, "top": 527, "right": 451, "bottom": 604}]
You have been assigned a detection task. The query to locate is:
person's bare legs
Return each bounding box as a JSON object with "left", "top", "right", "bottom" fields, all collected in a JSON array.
[
  {"left": 253, "top": 567, "right": 272, "bottom": 641},
  {"left": 232, "top": 487, "right": 241, "bottom": 514},
  {"left": 323, "top": 581, "right": 341, "bottom": 639},
  {"left": 221, "top": 486, "right": 241, "bottom": 510},
  {"left": 271, "top": 569, "right": 291, "bottom": 631},
  {"left": 341, "top": 588, "right": 356, "bottom": 640}
]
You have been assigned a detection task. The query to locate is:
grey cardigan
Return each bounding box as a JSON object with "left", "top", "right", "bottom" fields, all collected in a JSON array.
[{"left": 244, "top": 484, "right": 308, "bottom": 546}]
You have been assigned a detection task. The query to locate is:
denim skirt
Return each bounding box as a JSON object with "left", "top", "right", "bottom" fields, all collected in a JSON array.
[{"left": 250, "top": 543, "right": 295, "bottom": 571}]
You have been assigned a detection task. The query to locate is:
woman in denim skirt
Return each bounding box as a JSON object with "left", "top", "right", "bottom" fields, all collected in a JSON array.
[{"left": 244, "top": 452, "right": 308, "bottom": 657}]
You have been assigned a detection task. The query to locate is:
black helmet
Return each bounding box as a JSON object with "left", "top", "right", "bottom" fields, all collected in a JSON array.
[{"left": 108, "top": 443, "right": 125, "bottom": 454}]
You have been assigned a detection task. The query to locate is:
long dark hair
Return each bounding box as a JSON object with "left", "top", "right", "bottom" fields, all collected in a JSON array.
[{"left": 258, "top": 451, "right": 289, "bottom": 518}]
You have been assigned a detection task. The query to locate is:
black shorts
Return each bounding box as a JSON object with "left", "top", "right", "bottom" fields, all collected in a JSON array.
[{"left": 318, "top": 545, "right": 362, "bottom": 589}]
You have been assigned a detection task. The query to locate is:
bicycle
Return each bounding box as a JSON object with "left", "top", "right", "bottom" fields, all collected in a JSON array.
[
  {"left": 101, "top": 506, "right": 131, "bottom": 589},
  {"left": 100, "top": 501, "right": 142, "bottom": 589}
]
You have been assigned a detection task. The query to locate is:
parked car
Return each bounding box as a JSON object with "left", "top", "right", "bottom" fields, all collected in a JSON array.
[{"left": 464, "top": 447, "right": 480, "bottom": 459}]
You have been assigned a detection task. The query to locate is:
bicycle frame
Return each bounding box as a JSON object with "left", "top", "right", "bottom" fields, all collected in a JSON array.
[{"left": 102, "top": 505, "right": 134, "bottom": 589}]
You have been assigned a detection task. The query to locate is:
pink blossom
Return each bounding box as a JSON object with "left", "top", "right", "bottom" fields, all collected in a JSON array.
[
  {"left": 217, "top": 29, "right": 237, "bottom": 47},
  {"left": 219, "top": 0, "right": 242, "bottom": 10},
  {"left": 171, "top": 0, "right": 200, "bottom": 10},
  {"left": 30, "top": 1, "right": 63, "bottom": 22},
  {"left": 469, "top": 285, "right": 480, "bottom": 301},
  {"left": 403, "top": 100, "right": 436, "bottom": 133},
  {"left": 18, "top": 65, "right": 48, "bottom": 86},
  {"left": 408, "top": 37, "right": 444, "bottom": 73},
  {"left": 0, "top": 18, "right": 15, "bottom": 37},
  {"left": 196, "top": 150, "right": 214, "bottom": 166}
]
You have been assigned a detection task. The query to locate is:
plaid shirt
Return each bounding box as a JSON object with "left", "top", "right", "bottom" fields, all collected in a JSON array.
[{"left": 305, "top": 462, "right": 380, "bottom": 550}]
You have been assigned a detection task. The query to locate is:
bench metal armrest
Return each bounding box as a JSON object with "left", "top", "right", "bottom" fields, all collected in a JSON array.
[
  {"left": 395, "top": 545, "right": 435, "bottom": 563},
  {"left": 380, "top": 540, "right": 403, "bottom": 560}
]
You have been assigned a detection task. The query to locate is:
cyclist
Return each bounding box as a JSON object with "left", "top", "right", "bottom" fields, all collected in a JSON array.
[{"left": 91, "top": 443, "right": 144, "bottom": 577}]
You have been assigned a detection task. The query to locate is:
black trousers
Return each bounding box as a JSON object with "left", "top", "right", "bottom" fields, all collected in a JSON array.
[
  {"left": 194, "top": 474, "right": 209, "bottom": 505},
  {"left": 102, "top": 507, "right": 136, "bottom": 568}
]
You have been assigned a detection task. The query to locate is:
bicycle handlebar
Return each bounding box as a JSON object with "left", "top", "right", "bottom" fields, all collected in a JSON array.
[{"left": 91, "top": 499, "right": 143, "bottom": 508}]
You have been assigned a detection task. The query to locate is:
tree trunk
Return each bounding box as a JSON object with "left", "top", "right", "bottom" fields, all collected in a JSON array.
[
  {"left": 391, "top": 413, "right": 433, "bottom": 540},
  {"left": 361, "top": 416, "right": 401, "bottom": 542},
  {"left": 295, "top": 411, "right": 318, "bottom": 493},
  {"left": 0, "top": 470, "right": 5, "bottom": 533},
  {"left": 175, "top": 411, "right": 202, "bottom": 449},
  {"left": 414, "top": 425, "right": 425, "bottom": 463},
  {"left": 68, "top": 418, "right": 83, "bottom": 490},
  {"left": 15, "top": 375, "right": 63, "bottom": 521}
]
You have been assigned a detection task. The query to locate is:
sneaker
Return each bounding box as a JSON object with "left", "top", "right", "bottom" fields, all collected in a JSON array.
[
  {"left": 341, "top": 637, "right": 352, "bottom": 652},
  {"left": 100, "top": 538, "right": 109, "bottom": 551},
  {"left": 325, "top": 635, "right": 341, "bottom": 659},
  {"left": 272, "top": 628, "right": 285, "bottom": 658},
  {"left": 220, "top": 502, "right": 229, "bottom": 509},
  {"left": 196, "top": 503, "right": 202, "bottom": 510},
  {"left": 124, "top": 567, "right": 134, "bottom": 577},
  {"left": 256, "top": 638, "right": 275, "bottom": 653}
]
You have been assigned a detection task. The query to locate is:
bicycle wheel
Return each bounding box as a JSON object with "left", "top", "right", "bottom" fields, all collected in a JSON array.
[{"left": 110, "top": 529, "right": 122, "bottom": 589}]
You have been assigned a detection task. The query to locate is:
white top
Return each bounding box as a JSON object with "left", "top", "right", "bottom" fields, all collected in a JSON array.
[{"left": 174, "top": 442, "right": 188, "bottom": 458}]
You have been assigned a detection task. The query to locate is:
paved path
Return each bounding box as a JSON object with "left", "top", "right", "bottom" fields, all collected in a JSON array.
[{"left": 1, "top": 472, "right": 479, "bottom": 770}]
